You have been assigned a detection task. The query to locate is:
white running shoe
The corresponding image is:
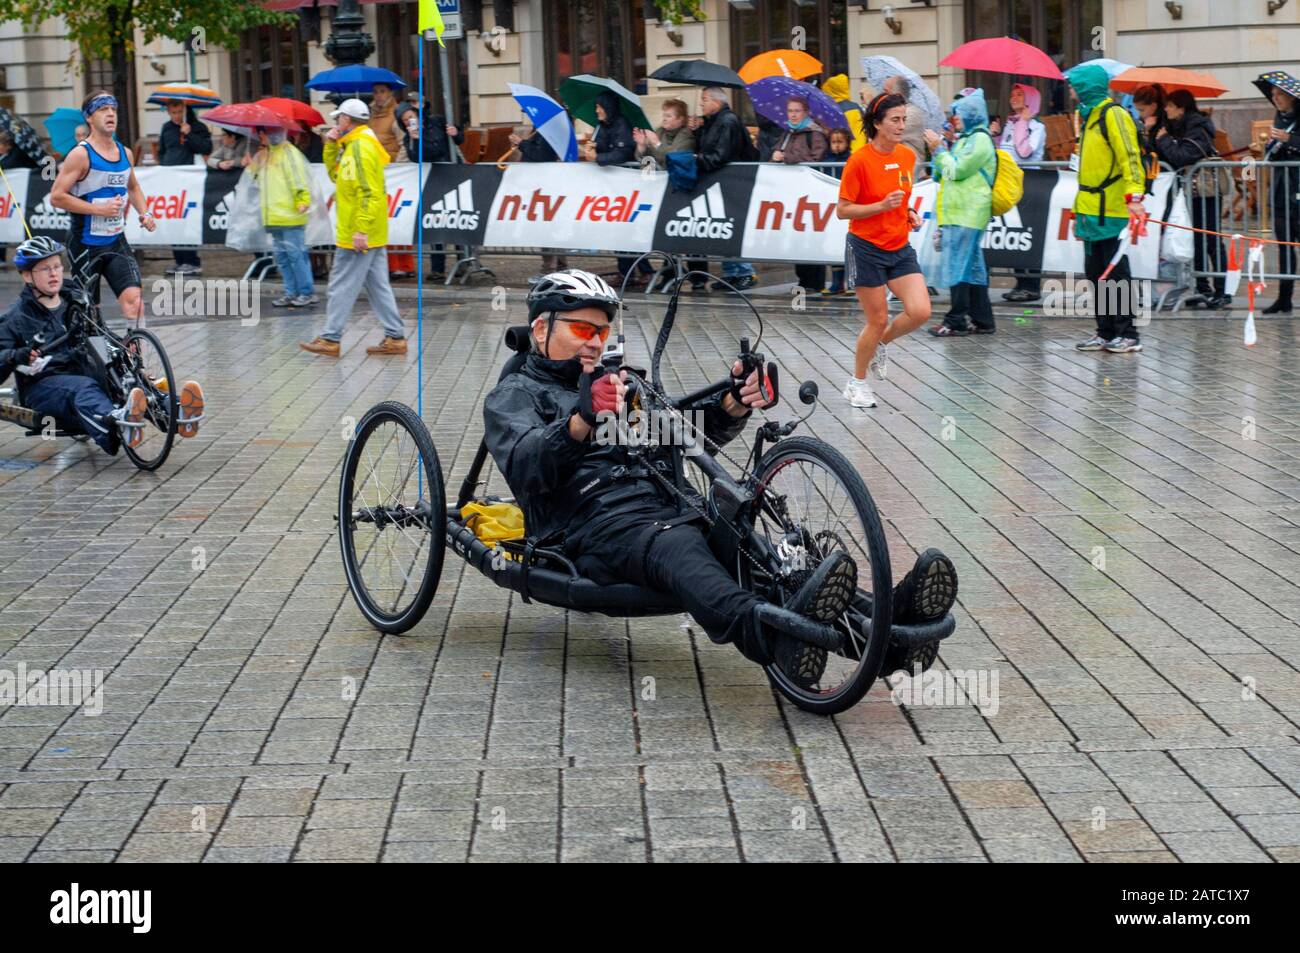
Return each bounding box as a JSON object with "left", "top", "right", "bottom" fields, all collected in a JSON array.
[
  {"left": 842, "top": 378, "right": 877, "bottom": 409},
  {"left": 871, "top": 343, "right": 890, "bottom": 381}
]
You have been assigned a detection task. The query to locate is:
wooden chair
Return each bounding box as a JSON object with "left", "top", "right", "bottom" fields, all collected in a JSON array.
[
  {"left": 460, "top": 128, "right": 484, "bottom": 163},
  {"left": 483, "top": 126, "right": 514, "bottom": 165},
  {"left": 1042, "top": 114, "right": 1076, "bottom": 161}
]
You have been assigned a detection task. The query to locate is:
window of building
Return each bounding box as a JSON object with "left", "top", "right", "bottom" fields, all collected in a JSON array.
[
  {"left": 965, "top": 0, "right": 1103, "bottom": 117},
  {"left": 231, "top": 17, "right": 312, "bottom": 102},
  {"left": 545, "top": 0, "right": 647, "bottom": 96},
  {"left": 728, "top": 1, "right": 848, "bottom": 122}
]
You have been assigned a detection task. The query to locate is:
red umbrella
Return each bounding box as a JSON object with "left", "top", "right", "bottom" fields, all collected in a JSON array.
[
  {"left": 204, "top": 102, "right": 302, "bottom": 134},
  {"left": 258, "top": 97, "right": 327, "bottom": 128},
  {"left": 940, "top": 37, "right": 1066, "bottom": 80}
]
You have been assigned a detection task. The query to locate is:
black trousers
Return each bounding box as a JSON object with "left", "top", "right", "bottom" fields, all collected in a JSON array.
[
  {"left": 1190, "top": 193, "right": 1226, "bottom": 295},
  {"left": 172, "top": 248, "right": 200, "bottom": 267},
  {"left": 1084, "top": 236, "right": 1138, "bottom": 342},
  {"left": 566, "top": 501, "right": 760, "bottom": 648},
  {"left": 1273, "top": 175, "right": 1300, "bottom": 305},
  {"left": 1012, "top": 269, "right": 1041, "bottom": 294},
  {"left": 943, "top": 282, "right": 994, "bottom": 331},
  {"left": 795, "top": 264, "right": 824, "bottom": 290}
]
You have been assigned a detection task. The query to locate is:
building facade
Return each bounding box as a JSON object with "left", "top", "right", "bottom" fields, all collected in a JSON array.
[{"left": 0, "top": 1, "right": 1296, "bottom": 155}]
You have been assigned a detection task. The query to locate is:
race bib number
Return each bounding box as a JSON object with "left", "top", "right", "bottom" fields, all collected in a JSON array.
[{"left": 91, "top": 205, "right": 125, "bottom": 238}]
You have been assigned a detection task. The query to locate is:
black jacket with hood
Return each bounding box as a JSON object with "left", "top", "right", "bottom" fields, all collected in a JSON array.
[
  {"left": 159, "top": 107, "right": 213, "bottom": 166},
  {"left": 1150, "top": 110, "right": 1217, "bottom": 171},
  {"left": 1266, "top": 103, "right": 1300, "bottom": 210},
  {"left": 592, "top": 91, "right": 635, "bottom": 166},
  {"left": 0, "top": 284, "right": 101, "bottom": 403},
  {"left": 483, "top": 347, "right": 748, "bottom": 543}
]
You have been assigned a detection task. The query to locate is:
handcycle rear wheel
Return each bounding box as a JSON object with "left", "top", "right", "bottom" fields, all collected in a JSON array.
[
  {"left": 121, "top": 329, "right": 178, "bottom": 472},
  {"left": 743, "top": 436, "right": 893, "bottom": 715},
  {"left": 338, "top": 400, "right": 445, "bottom": 633}
]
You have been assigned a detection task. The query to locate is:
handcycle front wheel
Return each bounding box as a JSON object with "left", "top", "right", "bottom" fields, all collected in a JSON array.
[
  {"left": 743, "top": 436, "right": 893, "bottom": 715},
  {"left": 338, "top": 400, "right": 446, "bottom": 633},
  {"left": 121, "top": 328, "right": 178, "bottom": 472}
]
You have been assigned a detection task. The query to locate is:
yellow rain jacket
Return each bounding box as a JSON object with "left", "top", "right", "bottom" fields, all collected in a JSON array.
[
  {"left": 1067, "top": 64, "right": 1145, "bottom": 241},
  {"left": 820, "top": 74, "right": 866, "bottom": 152},
  {"left": 323, "top": 124, "right": 390, "bottom": 248},
  {"left": 252, "top": 141, "right": 312, "bottom": 228}
]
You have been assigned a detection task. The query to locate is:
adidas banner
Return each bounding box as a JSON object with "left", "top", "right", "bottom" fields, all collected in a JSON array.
[
  {"left": 419, "top": 163, "right": 501, "bottom": 247},
  {"left": 201, "top": 167, "right": 244, "bottom": 245},
  {"left": 654, "top": 167, "right": 755, "bottom": 259}
]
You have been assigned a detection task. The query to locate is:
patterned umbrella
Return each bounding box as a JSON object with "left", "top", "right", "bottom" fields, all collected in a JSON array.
[
  {"left": 861, "top": 55, "right": 944, "bottom": 131},
  {"left": 147, "top": 83, "right": 222, "bottom": 108},
  {"left": 746, "top": 76, "right": 847, "bottom": 132},
  {"left": 508, "top": 84, "right": 577, "bottom": 161},
  {"left": 0, "top": 107, "right": 49, "bottom": 166}
]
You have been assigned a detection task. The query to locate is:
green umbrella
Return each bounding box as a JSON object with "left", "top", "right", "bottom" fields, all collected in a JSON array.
[{"left": 558, "top": 74, "right": 652, "bottom": 131}]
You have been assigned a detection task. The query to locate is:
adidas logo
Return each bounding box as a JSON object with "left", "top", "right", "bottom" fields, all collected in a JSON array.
[
  {"left": 29, "top": 195, "right": 70, "bottom": 232},
  {"left": 982, "top": 203, "right": 1033, "bottom": 252},
  {"left": 665, "top": 182, "right": 734, "bottom": 240},
  {"left": 209, "top": 190, "right": 235, "bottom": 231},
  {"left": 423, "top": 180, "right": 479, "bottom": 230}
]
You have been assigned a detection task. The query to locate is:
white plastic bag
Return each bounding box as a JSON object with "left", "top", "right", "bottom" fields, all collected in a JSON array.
[
  {"left": 1160, "top": 188, "right": 1194, "bottom": 264},
  {"left": 305, "top": 172, "right": 334, "bottom": 248},
  {"left": 223, "top": 170, "right": 271, "bottom": 253}
]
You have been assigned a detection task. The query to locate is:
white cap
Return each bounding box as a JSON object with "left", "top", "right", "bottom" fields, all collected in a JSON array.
[{"left": 329, "top": 98, "right": 370, "bottom": 121}]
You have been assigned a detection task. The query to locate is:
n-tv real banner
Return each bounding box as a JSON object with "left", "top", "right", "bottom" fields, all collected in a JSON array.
[{"left": 4, "top": 159, "right": 1175, "bottom": 279}]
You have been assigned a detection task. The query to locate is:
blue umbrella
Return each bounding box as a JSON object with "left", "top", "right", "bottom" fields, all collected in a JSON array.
[
  {"left": 746, "top": 76, "right": 847, "bottom": 132},
  {"left": 43, "top": 107, "right": 85, "bottom": 157},
  {"left": 306, "top": 65, "right": 406, "bottom": 95},
  {"left": 507, "top": 84, "right": 577, "bottom": 162},
  {"left": 862, "top": 55, "right": 944, "bottom": 131}
]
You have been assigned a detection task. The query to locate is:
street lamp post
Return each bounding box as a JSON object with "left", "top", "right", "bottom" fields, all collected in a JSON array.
[{"left": 324, "top": 0, "right": 375, "bottom": 68}]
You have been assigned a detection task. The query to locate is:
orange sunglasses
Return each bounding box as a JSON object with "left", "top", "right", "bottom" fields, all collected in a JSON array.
[{"left": 554, "top": 317, "right": 612, "bottom": 342}]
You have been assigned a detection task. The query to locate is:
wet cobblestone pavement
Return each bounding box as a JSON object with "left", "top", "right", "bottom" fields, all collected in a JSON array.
[{"left": 1, "top": 290, "right": 1298, "bottom": 862}]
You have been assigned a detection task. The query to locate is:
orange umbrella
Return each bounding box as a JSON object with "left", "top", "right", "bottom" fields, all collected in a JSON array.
[
  {"left": 1110, "top": 66, "right": 1228, "bottom": 98},
  {"left": 738, "top": 49, "right": 823, "bottom": 85}
]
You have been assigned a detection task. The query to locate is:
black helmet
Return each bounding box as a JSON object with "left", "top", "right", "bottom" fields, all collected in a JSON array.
[
  {"left": 13, "top": 235, "right": 65, "bottom": 271},
  {"left": 526, "top": 269, "right": 620, "bottom": 323}
]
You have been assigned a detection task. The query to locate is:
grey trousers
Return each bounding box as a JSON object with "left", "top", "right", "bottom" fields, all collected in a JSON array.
[{"left": 322, "top": 247, "right": 406, "bottom": 342}]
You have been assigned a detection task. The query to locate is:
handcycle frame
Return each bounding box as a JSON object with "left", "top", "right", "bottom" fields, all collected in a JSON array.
[
  {"left": 341, "top": 256, "right": 955, "bottom": 709},
  {"left": 0, "top": 269, "right": 190, "bottom": 470}
]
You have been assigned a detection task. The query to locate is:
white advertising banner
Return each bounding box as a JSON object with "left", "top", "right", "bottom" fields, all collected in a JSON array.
[
  {"left": 739, "top": 164, "right": 848, "bottom": 263},
  {"left": 124, "top": 165, "right": 205, "bottom": 246},
  {"left": 483, "top": 163, "right": 667, "bottom": 251},
  {"left": 0, "top": 168, "right": 31, "bottom": 244}
]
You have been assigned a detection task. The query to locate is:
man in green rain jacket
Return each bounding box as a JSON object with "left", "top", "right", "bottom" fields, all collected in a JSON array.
[{"left": 1067, "top": 63, "right": 1148, "bottom": 354}]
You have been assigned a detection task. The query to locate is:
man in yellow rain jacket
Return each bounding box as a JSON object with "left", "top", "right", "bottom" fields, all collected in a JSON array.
[
  {"left": 249, "top": 126, "right": 316, "bottom": 309},
  {"left": 300, "top": 98, "right": 407, "bottom": 357},
  {"left": 820, "top": 74, "right": 866, "bottom": 152},
  {"left": 1067, "top": 63, "right": 1147, "bottom": 355}
]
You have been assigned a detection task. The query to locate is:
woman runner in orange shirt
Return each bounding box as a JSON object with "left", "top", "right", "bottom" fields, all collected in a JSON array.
[{"left": 835, "top": 94, "right": 930, "bottom": 409}]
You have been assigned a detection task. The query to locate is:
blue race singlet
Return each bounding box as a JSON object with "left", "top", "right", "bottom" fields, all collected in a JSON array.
[{"left": 67, "top": 140, "right": 131, "bottom": 247}]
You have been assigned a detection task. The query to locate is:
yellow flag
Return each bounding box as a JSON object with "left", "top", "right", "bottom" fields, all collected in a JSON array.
[{"left": 418, "top": 0, "right": 446, "bottom": 47}]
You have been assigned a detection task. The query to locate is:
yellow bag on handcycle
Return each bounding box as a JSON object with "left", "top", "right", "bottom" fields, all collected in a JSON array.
[{"left": 460, "top": 501, "right": 526, "bottom": 545}]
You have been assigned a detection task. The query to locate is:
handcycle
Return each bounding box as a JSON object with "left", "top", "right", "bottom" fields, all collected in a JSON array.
[
  {"left": 0, "top": 276, "right": 183, "bottom": 471},
  {"left": 335, "top": 260, "right": 955, "bottom": 714}
]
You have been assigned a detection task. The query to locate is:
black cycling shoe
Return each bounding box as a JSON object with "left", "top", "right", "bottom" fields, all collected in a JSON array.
[
  {"left": 892, "top": 548, "right": 958, "bottom": 625},
  {"left": 774, "top": 552, "right": 857, "bottom": 689}
]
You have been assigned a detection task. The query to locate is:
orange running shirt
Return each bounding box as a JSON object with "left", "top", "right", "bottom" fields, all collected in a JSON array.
[{"left": 838, "top": 142, "right": 916, "bottom": 251}]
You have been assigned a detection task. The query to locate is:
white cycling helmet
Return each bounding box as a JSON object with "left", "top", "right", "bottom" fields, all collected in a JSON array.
[{"left": 527, "top": 269, "right": 620, "bottom": 323}]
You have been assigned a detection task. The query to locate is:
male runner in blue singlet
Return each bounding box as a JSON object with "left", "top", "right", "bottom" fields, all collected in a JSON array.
[{"left": 50, "top": 91, "right": 157, "bottom": 329}]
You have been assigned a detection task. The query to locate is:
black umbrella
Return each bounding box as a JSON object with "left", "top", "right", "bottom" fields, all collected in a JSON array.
[
  {"left": 0, "top": 107, "right": 49, "bottom": 167},
  {"left": 650, "top": 60, "right": 745, "bottom": 89}
]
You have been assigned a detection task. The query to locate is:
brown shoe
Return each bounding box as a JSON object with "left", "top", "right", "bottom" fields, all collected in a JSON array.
[
  {"left": 365, "top": 336, "right": 408, "bottom": 355},
  {"left": 177, "top": 380, "right": 205, "bottom": 438},
  {"left": 299, "top": 337, "right": 341, "bottom": 357}
]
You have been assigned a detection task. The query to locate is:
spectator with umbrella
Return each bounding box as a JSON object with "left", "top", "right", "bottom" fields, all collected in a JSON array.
[
  {"left": 1256, "top": 70, "right": 1300, "bottom": 314},
  {"left": 769, "top": 94, "right": 829, "bottom": 292},
  {"left": 159, "top": 99, "right": 213, "bottom": 276},
  {"left": 0, "top": 131, "right": 37, "bottom": 171},
  {"left": 923, "top": 89, "right": 997, "bottom": 337},
  {"left": 507, "top": 84, "right": 578, "bottom": 277},
  {"left": 396, "top": 99, "right": 463, "bottom": 281},
  {"left": 689, "top": 87, "right": 756, "bottom": 290},
  {"left": 206, "top": 128, "right": 252, "bottom": 170},
  {"left": 1000, "top": 83, "right": 1047, "bottom": 303},
  {"left": 580, "top": 90, "right": 644, "bottom": 286},
  {"left": 248, "top": 124, "right": 316, "bottom": 309}
]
